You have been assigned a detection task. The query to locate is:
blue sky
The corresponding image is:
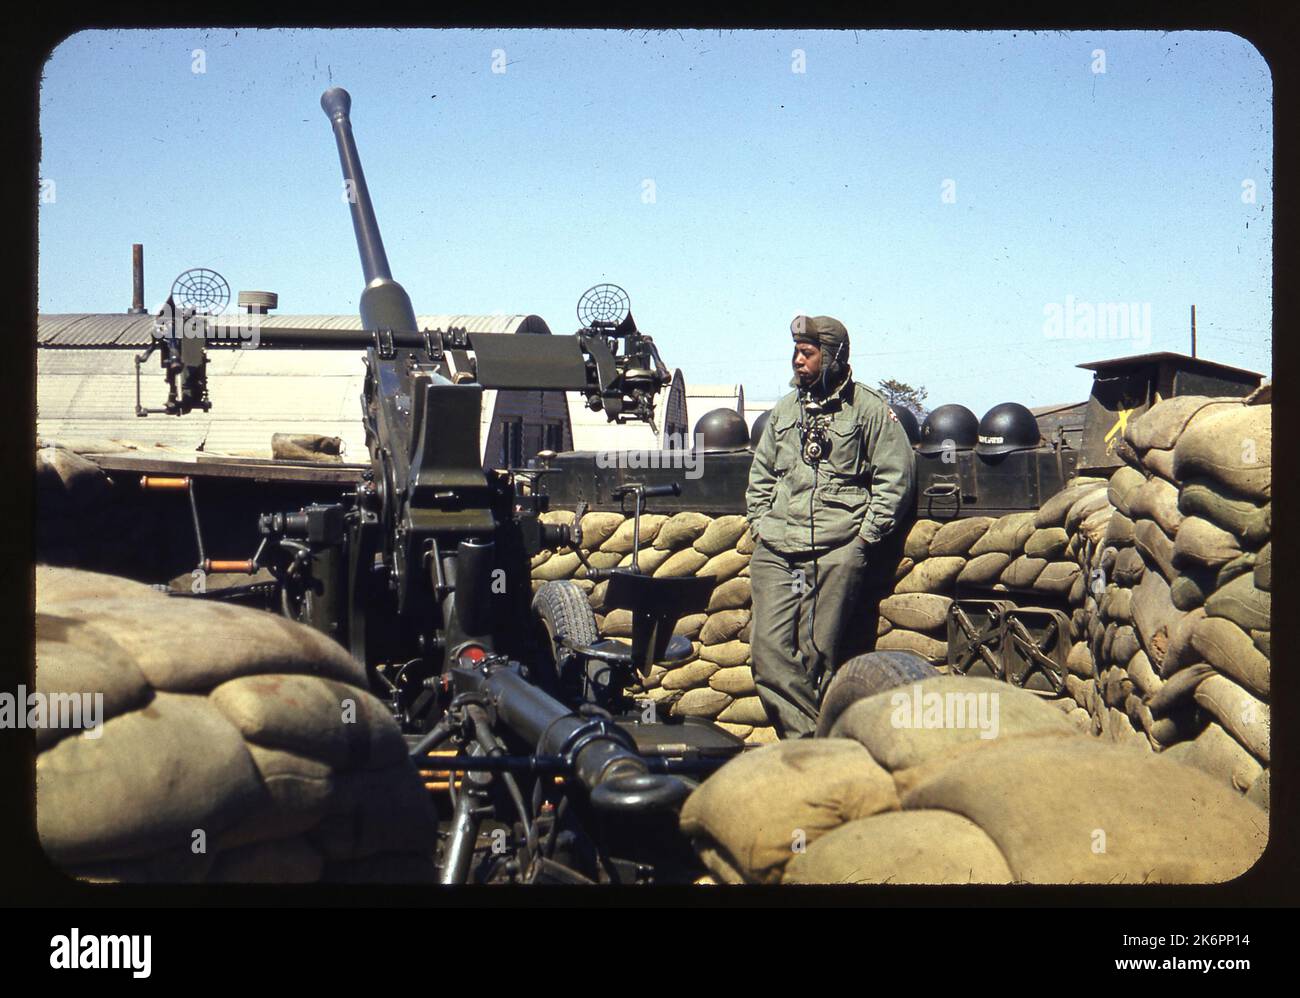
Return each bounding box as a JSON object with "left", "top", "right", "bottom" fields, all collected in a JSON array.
[{"left": 38, "top": 29, "right": 1271, "bottom": 412}]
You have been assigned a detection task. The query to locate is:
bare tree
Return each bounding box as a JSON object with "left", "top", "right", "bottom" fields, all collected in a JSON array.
[{"left": 877, "top": 378, "right": 929, "bottom": 420}]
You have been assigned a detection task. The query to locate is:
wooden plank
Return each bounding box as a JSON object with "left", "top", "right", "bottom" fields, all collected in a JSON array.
[{"left": 84, "top": 451, "right": 368, "bottom": 485}]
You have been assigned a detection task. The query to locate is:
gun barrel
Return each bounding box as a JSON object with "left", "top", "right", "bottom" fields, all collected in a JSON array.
[{"left": 320, "top": 87, "right": 419, "bottom": 333}]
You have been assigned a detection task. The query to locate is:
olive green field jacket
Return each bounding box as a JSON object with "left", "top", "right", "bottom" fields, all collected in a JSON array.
[{"left": 745, "top": 371, "right": 916, "bottom": 556}]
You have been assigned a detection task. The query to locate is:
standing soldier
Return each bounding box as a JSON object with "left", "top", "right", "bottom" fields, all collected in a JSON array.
[{"left": 745, "top": 315, "right": 916, "bottom": 738}]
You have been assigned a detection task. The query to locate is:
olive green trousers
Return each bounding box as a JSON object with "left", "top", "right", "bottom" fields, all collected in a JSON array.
[{"left": 748, "top": 536, "right": 870, "bottom": 739}]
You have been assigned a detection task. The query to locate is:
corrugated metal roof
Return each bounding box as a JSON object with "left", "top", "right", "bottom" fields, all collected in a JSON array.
[{"left": 37, "top": 313, "right": 552, "bottom": 347}]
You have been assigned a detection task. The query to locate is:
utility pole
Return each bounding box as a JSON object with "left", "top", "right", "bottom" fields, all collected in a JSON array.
[{"left": 1190, "top": 304, "right": 1197, "bottom": 358}]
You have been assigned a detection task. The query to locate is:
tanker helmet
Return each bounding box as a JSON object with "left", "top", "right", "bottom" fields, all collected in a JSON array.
[
  {"left": 976, "top": 402, "right": 1042, "bottom": 457},
  {"left": 889, "top": 404, "right": 921, "bottom": 446},
  {"left": 918, "top": 403, "right": 979, "bottom": 455},
  {"left": 749, "top": 409, "right": 772, "bottom": 450},
  {"left": 694, "top": 408, "right": 750, "bottom": 452}
]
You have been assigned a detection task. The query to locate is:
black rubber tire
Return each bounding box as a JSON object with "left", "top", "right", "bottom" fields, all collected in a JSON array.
[
  {"left": 815, "top": 650, "right": 941, "bottom": 738},
  {"left": 531, "top": 580, "right": 603, "bottom": 701}
]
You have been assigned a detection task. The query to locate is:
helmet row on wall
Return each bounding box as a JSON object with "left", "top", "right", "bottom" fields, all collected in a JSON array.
[
  {"left": 917, "top": 402, "right": 1041, "bottom": 456},
  {"left": 695, "top": 401, "right": 1042, "bottom": 456}
]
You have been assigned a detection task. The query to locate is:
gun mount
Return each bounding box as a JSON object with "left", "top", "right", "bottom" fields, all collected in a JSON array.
[{"left": 163, "top": 87, "right": 740, "bottom": 884}]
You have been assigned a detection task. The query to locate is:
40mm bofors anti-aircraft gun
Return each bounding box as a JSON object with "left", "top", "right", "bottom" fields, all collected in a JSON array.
[{"left": 227, "top": 88, "right": 746, "bottom": 884}]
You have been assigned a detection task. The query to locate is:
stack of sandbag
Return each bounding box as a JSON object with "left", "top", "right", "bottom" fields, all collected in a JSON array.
[
  {"left": 886, "top": 477, "right": 1107, "bottom": 662},
  {"left": 35, "top": 565, "right": 438, "bottom": 883},
  {"left": 680, "top": 674, "right": 1266, "bottom": 884},
  {"left": 36, "top": 445, "right": 150, "bottom": 573},
  {"left": 1065, "top": 396, "right": 1270, "bottom": 805},
  {"left": 531, "top": 509, "right": 778, "bottom": 745}
]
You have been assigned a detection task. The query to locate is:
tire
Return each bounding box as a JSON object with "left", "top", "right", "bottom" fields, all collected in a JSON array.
[
  {"left": 815, "top": 650, "right": 940, "bottom": 738},
  {"left": 531, "top": 581, "right": 604, "bottom": 703}
]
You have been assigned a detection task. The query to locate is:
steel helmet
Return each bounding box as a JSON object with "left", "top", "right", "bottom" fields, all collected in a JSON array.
[
  {"left": 889, "top": 404, "right": 921, "bottom": 446},
  {"left": 918, "top": 403, "right": 979, "bottom": 456},
  {"left": 749, "top": 409, "right": 772, "bottom": 449},
  {"left": 976, "top": 402, "right": 1042, "bottom": 456},
  {"left": 694, "top": 408, "right": 749, "bottom": 452}
]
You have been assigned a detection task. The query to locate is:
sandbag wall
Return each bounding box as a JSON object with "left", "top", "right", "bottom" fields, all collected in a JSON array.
[
  {"left": 35, "top": 566, "right": 439, "bottom": 883},
  {"left": 1064, "top": 393, "right": 1271, "bottom": 806}
]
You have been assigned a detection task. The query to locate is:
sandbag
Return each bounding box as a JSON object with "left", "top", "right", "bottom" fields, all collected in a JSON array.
[
  {"left": 1134, "top": 520, "right": 1176, "bottom": 581},
  {"left": 1178, "top": 480, "right": 1271, "bottom": 546},
  {"left": 1112, "top": 547, "right": 1145, "bottom": 586},
  {"left": 957, "top": 552, "right": 1011, "bottom": 586},
  {"left": 269, "top": 434, "right": 342, "bottom": 464},
  {"left": 878, "top": 593, "right": 952, "bottom": 632},
  {"left": 1128, "top": 477, "right": 1183, "bottom": 535},
  {"left": 904, "top": 519, "right": 943, "bottom": 561},
  {"left": 678, "top": 739, "right": 899, "bottom": 884},
  {"left": 1110, "top": 626, "right": 1140, "bottom": 668},
  {"left": 532, "top": 551, "right": 582, "bottom": 581},
  {"left": 693, "top": 515, "right": 749, "bottom": 556},
  {"left": 653, "top": 547, "right": 709, "bottom": 578},
  {"left": 1000, "top": 556, "right": 1047, "bottom": 589},
  {"left": 673, "top": 612, "right": 708, "bottom": 639},
  {"left": 1132, "top": 569, "right": 1180, "bottom": 670},
  {"left": 602, "top": 609, "right": 633, "bottom": 637},
  {"left": 1142, "top": 447, "right": 1177, "bottom": 483},
  {"left": 575, "top": 551, "right": 622, "bottom": 578},
  {"left": 660, "top": 658, "right": 720, "bottom": 691},
  {"left": 717, "top": 696, "right": 769, "bottom": 726},
  {"left": 1246, "top": 770, "right": 1269, "bottom": 812},
  {"left": 36, "top": 565, "right": 159, "bottom": 608},
  {"left": 1173, "top": 404, "right": 1271, "bottom": 501},
  {"left": 709, "top": 665, "right": 757, "bottom": 697},
  {"left": 36, "top": 447, "right": 112, "bottom": 511},
  {"left": 1104, "top": 509, "right": 1137, "bottom": 548},
  {"left": 928, "top": 517, "right": 994, "bottom": 557},
  {"left": 599, "top": 513, "right": 667, "bottom": 554},
  {"left": 697, "top": 549, "right": 750, "bottom": 584},
  {"left": 37, "top": 692, "right": 262, "bottom": 864},
  {"left": 1066, "top": 642, "right": 1095, "bottom": 679},
  {"left": 1254, "top": 542, "right": 1270, "bottom": 592},
  {"left": 1204, "top": 573, "right": 1270, "bottom": 633},
  {"left": 577, "top": 511, "right": 626, "bottom": 550},
  {"left": 1065, "top": 489, "right": 1112, "bottom": 534},
  {"left": 617, "top": 546, "right": 674, "bottom": 575},
  {"left": 1038, "top": 482, "right": 1108, "bottom": 528},
  {"left": 708, "top": 577, "right": 751, "bottom": 611},
  {"left": 1171, "top": 571, "right": 1212, "bottom": 611},
  {"left": 1173, "top": 517, "right": 1243, "bottom": 570},
  {"left": 1215, "top": 552, "right": 1256, "bottom": 590},
  {"left": 1024, "top": 527, "right": 1069, "bottom": 560},
  {"left": 655, "top": 511, "right": 712, "bottom": 550},
  {"left": 969, "top": 512, "right": 1037, "bottom": 556},
  {"left": 1077, "top": 507, "right": 1113, "bottom": 545},
  {"left": 899, "top": 737, "right": 1266, "bottom": 883},
  {"left": 1191, "top": 616, "right": 1269, "bottom": 699},
  {"left": 216, "top": 742, "right": 337, "bottom": 851},
  {"left": 670, "top": 687, "right": 731, "bottom": 718},
  {"left": 828, "top": 675, "right": 1075, "bottom": 771},
  {"left": 210, "top": 674, "right": 403, "bottom": 771},
  {"left": 699, "top": 609, "right": 751, "bottom": 645},
  {"left": 875, "top": 629, "right": 947, "bottom": 661},
  {"left": 1127, "top": 650, "right": 1162, "bottom": 699},
  {"left": 1107, "top": 466, "right": 1146, "bottom": 517},
  {"left": 1162, "top": 722, "right": 1263, "bottom": 795},
  {"left": 895, "top": 556, "right": 965, "bottom": 594},
  {"left": 1127, "top": 397, "right": 1235, "bottom": 452},
  {"left": 736, "top": 529, "right": 756, "bottom": 555},
  {"left": 1194, "top": 674, "right": 1269, "bottom": 763},
  {"left": 33, "top": 613, "right": 153, "bottom": 750},
  {"left": 1105, "top": 586, "right": 1133, "bottom": 624},
  {"left": 782, "top": 810, "right": 1013, "bottom": 885},
  {"left": 1147, "top": 663, "right": 1215, "bottom": 718},
  {"left": 1034, "top": 561, "right": 1079, "bottom": 595}
]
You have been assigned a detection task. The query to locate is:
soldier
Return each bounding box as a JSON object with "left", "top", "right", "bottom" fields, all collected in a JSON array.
[{"left": 745, "top": 315, "right": 916, "bottom": 738}]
